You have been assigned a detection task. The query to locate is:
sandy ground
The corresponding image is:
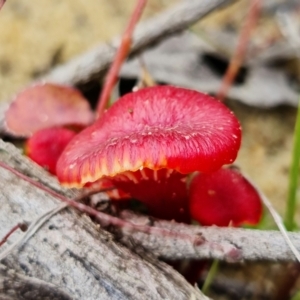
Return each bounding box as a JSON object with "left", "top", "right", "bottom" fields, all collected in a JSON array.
[{"left": 0, "top": 1, "right": 298, "bottom": 228}]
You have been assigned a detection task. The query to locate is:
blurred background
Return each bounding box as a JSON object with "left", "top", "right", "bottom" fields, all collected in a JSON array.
[{"left": 1, "top": 0, "right": 300, "bottom": 299}]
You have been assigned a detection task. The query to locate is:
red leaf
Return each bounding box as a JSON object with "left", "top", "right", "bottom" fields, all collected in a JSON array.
[{"left": 5, "top": 83, "right": 94, "bottom": 137}]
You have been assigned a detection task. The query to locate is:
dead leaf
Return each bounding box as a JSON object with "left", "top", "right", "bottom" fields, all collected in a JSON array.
[{"left": 4, "top": 83, "right": 94, "bottom": 137}]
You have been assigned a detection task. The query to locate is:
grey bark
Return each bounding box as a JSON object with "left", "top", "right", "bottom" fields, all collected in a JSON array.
[
  {"left": 118, "top": 211, "right": 300, "bottom": 263},
  {"left": 0, "top": 140, "right": 208, "bottom": 300},
  {"left": 0, "top": 264, "right": 72, "bottom": 300}
]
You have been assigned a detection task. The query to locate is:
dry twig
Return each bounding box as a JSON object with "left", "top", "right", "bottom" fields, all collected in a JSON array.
[
  {"left": 96, "top": 0, "right": 147, "bottom": 116},
  {"left": 0, "top": 1, "right": 5, "bottom": 11},
  {"left": 217, "top": 0, "right": 261, "bottom": 101}
]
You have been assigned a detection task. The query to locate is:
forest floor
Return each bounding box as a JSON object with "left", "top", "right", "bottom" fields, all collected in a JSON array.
[{"left": 0, "top": 0, "right": 299, "bottom": 299}]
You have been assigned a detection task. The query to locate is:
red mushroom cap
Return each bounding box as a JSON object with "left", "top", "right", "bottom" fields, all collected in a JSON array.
[
  {"left": 5, "top": 83, "right": 94, "bottom": 137},
  {"left": 26, "top": 127, "right": 77, "bottom": 174},
  {"left": 189, "top": 168, "right": 263, "bottom": 227},
  {"left": 56, "top": 86, "right": 241, "bottom": 187}
]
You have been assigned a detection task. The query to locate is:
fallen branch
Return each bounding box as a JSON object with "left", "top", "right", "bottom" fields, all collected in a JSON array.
[
  {"left": 0, "top": 140, "right": 208, "bottom": 300},
  {"left": 40, "top": 0, "right": 235, "bottom": 87},
  {"left": 1, "top": 139, "right": 300, "bottom": 265},
  {"left": 116, "top": 210, "right": 300, "bottom": 263}
]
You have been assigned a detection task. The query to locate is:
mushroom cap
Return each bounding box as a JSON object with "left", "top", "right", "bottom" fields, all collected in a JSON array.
[
  {"left": 56, "top": 86, "right": 241, "bottom": 187},
  {"left": 5, "top": 83, "right": 94, "bottom": 137},
  {"left": 26, "top": 127, "right": 77, "bottom": 175},
  {"left": 189, "top": 168, "right": 263, "bottom": 227}
]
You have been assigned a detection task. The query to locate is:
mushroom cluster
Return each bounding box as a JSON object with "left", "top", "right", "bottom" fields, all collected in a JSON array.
[
  {"left": 6, "top": 83, "right": 262, "bottom": 226},
  {"left": 55, "top": 85, "right": 261, "bottom": 225}
]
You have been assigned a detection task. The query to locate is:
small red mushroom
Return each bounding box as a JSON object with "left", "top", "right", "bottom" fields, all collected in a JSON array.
[
  {"left": 189, "top": 168, "right": 263, "bottom": 227},
  {"left": 56, "top": 85, "right": 241, "bottom": 221},
  {"left": 26, "top": 127, "right": 77, "bottom": 175}
]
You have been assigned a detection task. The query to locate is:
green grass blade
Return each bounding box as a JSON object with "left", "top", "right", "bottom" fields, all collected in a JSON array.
[{"left": 285, "top": 100, "right": 300, "bottom": 231}]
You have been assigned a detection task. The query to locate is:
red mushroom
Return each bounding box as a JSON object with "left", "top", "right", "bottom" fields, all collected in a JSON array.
[
  {"left": 5, "top": 83, "right": 94, "bottom": 137},
  {"left": 189, "top": 167, "right": 263, "bottom": 227},
  {"left": 26, "top": 127, "right": 77, "bottom": 175},
  {"left": 56, "top": 85, "right": 241, "bottom": 222}
]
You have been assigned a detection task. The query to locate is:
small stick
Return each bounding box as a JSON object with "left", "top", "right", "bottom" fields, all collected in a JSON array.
[
  {"left": 217, "top": 0, "right": 261, "bottom": 101},
  {"left": 0, "top": 223, "right": 27, "bottom": 247},
  {"left": 138, "top": 57, "right": 156, "bottom": 87},
  {"left": 0, "top": 204, "right": 67, "bottom": 261},
  {"left": 96, "top": 0, "right": 147, "bottom": 117},
  {"left": 0, "top": 0, "right": 6, "bottom": 11}
]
